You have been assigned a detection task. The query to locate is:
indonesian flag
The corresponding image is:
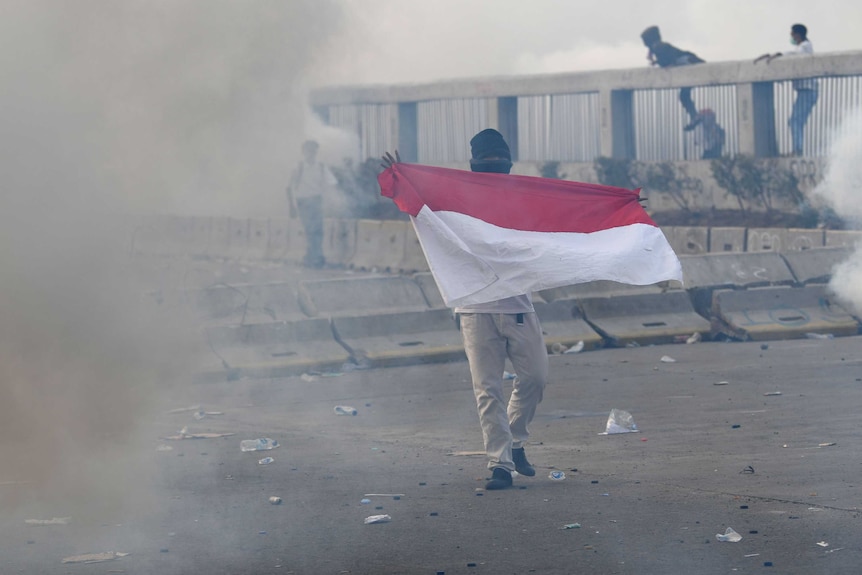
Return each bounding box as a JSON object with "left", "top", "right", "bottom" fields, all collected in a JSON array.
[{"left": 378, "top": 163, "right": 682, "bottom": 308}]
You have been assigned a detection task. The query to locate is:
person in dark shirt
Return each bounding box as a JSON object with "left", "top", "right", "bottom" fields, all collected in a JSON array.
[{"left": 641, "top": 26, "right": 704, "bottom": 128}]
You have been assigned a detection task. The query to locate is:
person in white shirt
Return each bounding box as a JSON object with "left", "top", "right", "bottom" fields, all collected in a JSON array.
[
  {"left": 287, "top": 140, "right": 338, "bottom": 268},
  {"left": 755, "top": 24, "right": 818, "bottom": 156}
]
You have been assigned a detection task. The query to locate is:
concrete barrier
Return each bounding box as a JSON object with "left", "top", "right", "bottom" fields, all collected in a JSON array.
[
  {"left": 297, "top": 275, "right": 430, "bottom": 317},
  {"left": 399, "top": 224, "right": 430, "bottom": 272},
  {"left": 825, "top": 230, "right": 862, "bottom": 248},
  {"left": 662, "top": 226, "right": 709, "bottom": 255},
  {"left": 579, "top": 291, "right": 711, "bottom": 347},
  {"left": 781, "top": 247, "right": 852, "bottom": 285},
  {"left": 533, "top": 300, "right": 604, "bottom": 351},
  {"left": 681, "top": 252, "right": 796, "bottom": 317},
  {"left": 205, "top": 318, "right": 350, "bottom": 378},
  {"left": 413, "top": 272, "right": 447, "bottom": 309},
  {"left": 350, "top": 219, "right": 408, "bottom": 271},
  {"left": 266, "top": 218, "right": 291, "bottom": 261},
  {"left": 247, "top": 219, "right": 269, "bottom": 261},
  {"left": 539, "top": 280, "right": 665, "bottom": 303},
  {"left": 331, "top": 309, "right": 465, "bottom": 368},
  {"left": 681, "top": 252, "right": 795, "bottom": 290},
  {"left": 747, "top": 228, "right": 824, "bottom": 252},
  {"left": 209, "top": 217, "right": 232, "bottom": 260},
  {"left": 711, "top": 285, "right": 859, "bottom": 341},
  {"left": 226, "top": 218, "right": 250, "bottom": 260},
  {"left": 323, "top": 218, "right": 357, "bottom": 266},
  {"left": 708, "top": 227, "right": 746, "bottom": 253}
]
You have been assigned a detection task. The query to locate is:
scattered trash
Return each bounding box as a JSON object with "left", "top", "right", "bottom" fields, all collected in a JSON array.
[
  {"left": 561, "top": 523, "right": 581, "bottom": 529},
  {"left": 363, "top": 514, "right": 392, "bottom": 524},
  {"left": 626, "top": 341, "right": 640, "bottom": 348},
  {"left": 502, "top": 371, "right": 516, "bottom": 380},
  {"left": 360, "top": 498, "right": 371, "bottom": 505},
  {"left": 660, "top": 355, "right": 677, "bottom": 363},
  {"left": 760, "top": 344, "right": 769, "bottom": 350},
  {"left": 715, "top": 527, "right": 742, "bottom": 542},
  {"left": 62, "top": 552, "right": 129, "bottom": 564},
  {"left": 240, "top": 438, "right": 279, "bottom": 452},
  {"left": 447, "top": 450, "right": 485, "bottom": 456},
  {"left": 300, "top": 373, "right": 316, "bottom": 382},
  {"left": 564, "top": 341, "right": 585, "bottom": 354},
  {"left": 164, "top": 427, "right": 235, "bottom": 440},
  {"left": 333, "top": 406, "right": 358, "bottom": 416},
  {"left": 167, "top": 405, "right": 201, "bottom": 414},
  {"left": 269, "top": 496, "right": 282, "bottom": 505},
  {"left": 192, "top": 410, "right": 222, "bottom": 420},
  {"left": 363, "top": 493, "right": 405, "bottom": 498},
  {"left": 763, "top": 561, "right": 773, "bottom": 567},
  {"left": 732, "top": 424, "right": 741, "bottom": 429},
  {"left": 599, "top": 408, "right": 639, "bottom": 435},
  {"left": 258, "top": 457, "right": 275, "bottom": 465},
  {"left": 744, "top": 553, "right": 760, "bottom": 558},
  {"left": 156, "top": 444, "right": 173, "bottom": 452},
  {"left": 26, "top": 517, "right": 71, "bottom": 526},
  {"left": 818, "top": 442, "right": 837, "bottom": 447},
  {"left": 713, "top": 381, "right": 729, "bottom": 386},
  {"left": 816, "top": 541, "right": 829, "bottom": 548},
  {"left": 825, "top": 547, "right": 845, "bottom": 554},
  {"left": 739, "top": 466, "right": 755, "bottom": 474},
  {"left": 686, "top": 332, "right": 702, "bottom": 344},
  {"left": 763, "top": 391, "right": 782, "bottom": 396},
  {"left": 805, "top": 332, "right": 834, "bottom": 340},
  {"left": 548, "top": 471, "right": 566, "bottom": 481}
]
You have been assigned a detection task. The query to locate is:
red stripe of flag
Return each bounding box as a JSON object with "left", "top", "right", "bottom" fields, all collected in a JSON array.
[{"left": 378, "top": 163, "right": 655, "bottom": 234}]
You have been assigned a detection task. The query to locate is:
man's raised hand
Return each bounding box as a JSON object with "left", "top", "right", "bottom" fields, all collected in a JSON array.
[{"left": 380, "top": 150, "right": 401, "bottom": 170}]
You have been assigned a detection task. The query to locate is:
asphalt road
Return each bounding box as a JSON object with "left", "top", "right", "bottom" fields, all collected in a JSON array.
[{"left": 3, "top": 336, "right": 861, "bottom": 574}]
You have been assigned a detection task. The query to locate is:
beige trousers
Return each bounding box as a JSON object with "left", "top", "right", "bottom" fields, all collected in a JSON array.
[{"left": 459, "top": 313, "right": 549, "bottom": 471}]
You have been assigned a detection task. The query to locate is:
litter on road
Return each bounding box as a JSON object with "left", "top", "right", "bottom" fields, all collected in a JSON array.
[
  {"left": 599, "top": 408, "right": 639, "bottom": 435},
  {"left": 25, "top": 517, "right": 71, "bottom": 526},
  {"left": 716, "top": 527, "right": 742, "bottom": 542},
  {"left": 364, "top": 515, "right": 392, "bottom": 524},
  {"left": 61, "top": 552, "right": 129, "bottom": 564}
]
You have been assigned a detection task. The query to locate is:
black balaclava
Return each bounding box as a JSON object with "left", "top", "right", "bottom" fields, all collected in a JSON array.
[
  {"left": 469, "top": 128, "right": 513, "bottom": 174},
  {"left": 641, "top": 25, "right": 662, "bottom": 48}
]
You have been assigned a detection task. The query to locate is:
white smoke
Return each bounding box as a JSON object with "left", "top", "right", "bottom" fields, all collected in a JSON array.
[{"left": 813, "top": 108, "right": 862, "bottom": 314}]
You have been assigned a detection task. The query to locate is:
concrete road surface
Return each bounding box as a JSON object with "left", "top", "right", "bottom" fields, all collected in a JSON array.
[{"left": 3, "top": 336, "right": 860, "bottom": 574}]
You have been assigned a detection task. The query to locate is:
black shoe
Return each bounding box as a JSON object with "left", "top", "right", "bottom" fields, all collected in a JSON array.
[
  {"left": 485, "top": 467, "right": 513, "bottom": 490},
  {"left": 512, "top": 447, "right": 536, "bottom": 477}
]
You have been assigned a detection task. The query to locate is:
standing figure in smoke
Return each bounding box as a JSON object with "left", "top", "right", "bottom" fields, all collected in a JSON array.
[
  {"left": 754, "top": 24, "right": 818, "bottom": 156},
  {"left": 381, "top": 129, "right": 549, "bottom": 491},
  {"left": 641, "top": 25, "right": 705, "bottom": 130},
  {"left": 286, "top": 140, "right": 338, "bottom": 268}
]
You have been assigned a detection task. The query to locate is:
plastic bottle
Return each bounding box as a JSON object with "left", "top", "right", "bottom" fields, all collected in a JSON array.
[
  {"left": 240, "top": 438, "right": 279, "bottom": 452},
  {"left": 333, "top": 406, "right": 358, "bottom": 416}
]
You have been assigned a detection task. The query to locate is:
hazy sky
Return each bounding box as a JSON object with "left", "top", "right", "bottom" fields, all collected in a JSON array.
[{"left": 328, "top": 0, "right": 862, "bottom": 84}]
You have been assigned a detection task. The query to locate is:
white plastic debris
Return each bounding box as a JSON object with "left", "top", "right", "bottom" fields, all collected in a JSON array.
[
  {"left": 600, "top": 408, "right": 639, "bottom": 435},
  {"left": 805, "top": 332, "right": 834, "bottom": 340},
  {"left": 25, "top": 517, "right": 71, "bottom": 526},
  {"left": 716, "top": 527, "right": 742, "bottom": 542},
  {"left": 61, "top": 552, "right": 129, "bottom": 564},
  {"left": 564, "top": 341, "right": 585, "bottom": 354},
  {"left": 816, "top": 541, "right": 829, "bottom": 548},
  {"left": 364, "top": 514, "right": 392, "bottom": 524},
  {"left": 660, "top": 355, "right": 677, "bottom": 363},
  {"left": 685, "top": 332, "right": 702, "bottom": 344}
]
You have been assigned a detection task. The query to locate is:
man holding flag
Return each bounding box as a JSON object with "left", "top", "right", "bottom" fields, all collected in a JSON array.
[{"left": 379, "top": 129, "right": 682, "bottom": 491}]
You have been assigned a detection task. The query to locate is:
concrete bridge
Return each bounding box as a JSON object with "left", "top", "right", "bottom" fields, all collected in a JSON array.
[{"left": 310, "top": 52, "right": 862, "bottom": 211}]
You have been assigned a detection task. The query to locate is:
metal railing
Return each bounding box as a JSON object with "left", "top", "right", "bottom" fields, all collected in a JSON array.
[{"left": 312, "top": 52, "right": 862, "bottom": 164}]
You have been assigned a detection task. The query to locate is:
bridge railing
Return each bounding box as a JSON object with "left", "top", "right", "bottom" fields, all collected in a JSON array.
[{"left": 311, "top": 51, "right": 862, "bottom": 165}]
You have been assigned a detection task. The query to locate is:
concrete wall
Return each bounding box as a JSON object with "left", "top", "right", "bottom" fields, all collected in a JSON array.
[{"left": 130, "top": 215, "right": 860, "bottom": 269}]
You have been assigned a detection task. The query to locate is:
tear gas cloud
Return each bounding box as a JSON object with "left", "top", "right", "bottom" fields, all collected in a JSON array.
[
  {"left": 0, "top": 0, "right": 347, "bottom": 521},
  {"left": 813, "top": 109, "right": 862, "bottom": 315}
]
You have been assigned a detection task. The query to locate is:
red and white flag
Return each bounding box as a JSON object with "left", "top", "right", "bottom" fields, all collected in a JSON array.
[{"left": 379, "top": 163, "right": 682, "bottom": 308}]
